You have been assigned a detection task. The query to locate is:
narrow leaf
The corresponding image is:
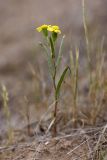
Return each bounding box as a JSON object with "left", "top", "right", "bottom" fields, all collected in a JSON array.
[
  {"left": 55, "top": 66, "right": 70, "bottom": 99},
  {"left": 56, "top": 35, "right": 65, "bottom": 67},
  {"left": 39, "top": 42, "right": 54, "bottom": 77},
  {"left": 39, "top": 42, "right": 49, "bottom": 56},
  {"left": 49, "top": 37, "right": 55, "bottom": 58}
]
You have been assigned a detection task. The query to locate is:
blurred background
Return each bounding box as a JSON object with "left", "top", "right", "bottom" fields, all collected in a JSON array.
[{"left": 0, "top": 0, "right": 107, "bottom": 138}]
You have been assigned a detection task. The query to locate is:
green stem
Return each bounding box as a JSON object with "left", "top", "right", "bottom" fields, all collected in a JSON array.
[{"left": 52, "top": 57, "right": 58, "bottom": 137}]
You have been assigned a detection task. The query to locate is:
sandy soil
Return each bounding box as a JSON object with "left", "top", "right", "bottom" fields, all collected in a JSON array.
[{"left": 0, "top": 124, "right": 107, "bottom": 160}]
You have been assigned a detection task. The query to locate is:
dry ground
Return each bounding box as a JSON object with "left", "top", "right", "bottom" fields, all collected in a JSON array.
[{"left": 0, "top": 124, "right": 107, "bottom": 160}]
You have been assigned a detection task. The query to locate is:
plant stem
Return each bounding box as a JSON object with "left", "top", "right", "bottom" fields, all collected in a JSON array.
[
  {"left": 82, "top": 0, "right": 92, "bottom": 91},
  {"left": 52, "top": 58, "right": 58, "bottom": 137},
  {"left": 72, "top": 49, "right": 79, "bottom": 127},
  {"left": 52, "top": 98, "right": 58, "bottom": 136}
]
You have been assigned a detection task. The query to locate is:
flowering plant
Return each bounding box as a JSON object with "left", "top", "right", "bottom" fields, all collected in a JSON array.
[{"left": 37, "top": 24, "right": 70, "bottom": 136}]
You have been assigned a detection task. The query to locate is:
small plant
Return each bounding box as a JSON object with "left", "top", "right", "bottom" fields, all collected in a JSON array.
[
  {"left": 1, "top": 84, "right": 14, "bottom": 144},
  {"left": 36, "top": 24, "right": 70, "bottom": 136},
  {"left": 70, "top": 48, "right": 79, "bottom": 127},
  {"left": 82, "top": 0, "right": 92, "bottom": 90},
  {"left": 82, "top": 0, "right": 105, "bottom": 124},
  {"left": 24, "top": 96, "right": 31, "bottom": 136},
  {"left": 89, "top": 38, "right": 105, "bottom": 124}
]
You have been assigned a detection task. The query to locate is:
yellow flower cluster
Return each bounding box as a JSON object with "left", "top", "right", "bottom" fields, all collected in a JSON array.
[
  {"left": 36, "top": 24, "right": 61, "bottom": 34},
  {"left": 36, "top": 24, "right": 48, "bottom": 32}
]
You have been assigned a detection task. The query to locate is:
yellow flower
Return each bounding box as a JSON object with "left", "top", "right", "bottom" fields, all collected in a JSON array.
[
  {"left": 36, "top": 24, "right": 61, "bottom": 34},
  {"left": 47, "top": 25, "right": 61, "bottom": 34},
  {"left": 47, "top": 25, "right": 53, "bottom": 32},
  {"left": 36, "top": 24, "right": 48, "bottom": 32},
  {"left": 52, "top": 25, "right": 60, "bottom": 30}
]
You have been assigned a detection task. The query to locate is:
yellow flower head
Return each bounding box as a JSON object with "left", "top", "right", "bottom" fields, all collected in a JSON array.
[
  {"left": 36, "top": 24, "right": 61, "bottom": 35},
  {"left": 36, "top": 24, "right": 48, "bottom": 32},
  {"left": 47, "top": 25, "right": 61, "bottom": 34}
]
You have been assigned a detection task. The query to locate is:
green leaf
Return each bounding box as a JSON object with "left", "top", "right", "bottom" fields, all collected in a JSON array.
[
  {"left": 49, "top": 37, "right": 55, "bottom": 58},
  {"left": 55, "top": 66, "right": 70, "bottom": 99},
  {"left": 39, "top": 42, "right": 54, "bottom": 77},
  {"left": 56, "top": 35, "right": 65, "bottom": 68},
  {"left": 39, "top": 42, "right": 49, "bottom": 56}
]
